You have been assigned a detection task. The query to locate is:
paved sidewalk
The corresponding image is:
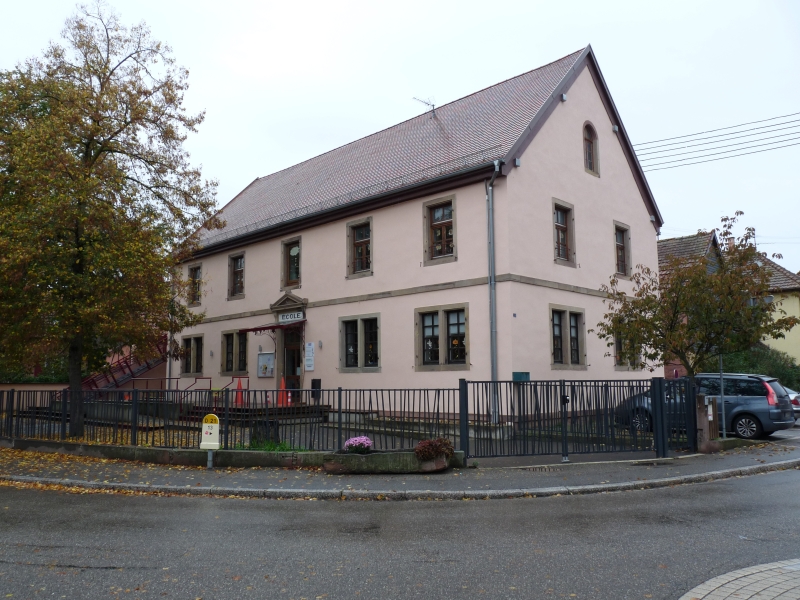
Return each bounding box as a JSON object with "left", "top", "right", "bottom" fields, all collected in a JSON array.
[
  {"left": 679, "top": 559, "right": 800, "bottom": 599},
  {"left": 0, "top": 434, "right": 798, "bottom": 499}
]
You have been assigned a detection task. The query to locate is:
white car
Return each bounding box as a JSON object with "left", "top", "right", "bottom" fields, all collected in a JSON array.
[{"left": 784, "top": 387, "right": 799, "bottom": 420}]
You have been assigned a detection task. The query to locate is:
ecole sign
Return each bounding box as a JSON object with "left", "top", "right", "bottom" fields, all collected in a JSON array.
[
  {"left": 278, "top": 311, "right": 304, "bottom": 324},
  {"left": 200, "top": 413, "right": 220, "bottom": 450}
]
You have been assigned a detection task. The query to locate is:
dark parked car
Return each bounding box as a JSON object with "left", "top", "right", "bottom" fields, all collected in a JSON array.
[
  {"left": 614, "top": 374, "right": 795, "bottom": 439},
  {"left": 695, "top": 374, "right": 795, "bottom": 438},
  {"left": 613, "top": 384, "right": 686, "bottom": 433}
]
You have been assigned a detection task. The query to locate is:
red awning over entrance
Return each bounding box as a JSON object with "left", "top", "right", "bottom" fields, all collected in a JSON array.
[{"left": 238, "top": 320, "right": 306, "bottom": 334}]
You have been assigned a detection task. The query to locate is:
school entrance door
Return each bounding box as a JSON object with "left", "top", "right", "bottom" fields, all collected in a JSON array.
[{"left": 283, "top": 328, "right": 303, "bottom": 390}]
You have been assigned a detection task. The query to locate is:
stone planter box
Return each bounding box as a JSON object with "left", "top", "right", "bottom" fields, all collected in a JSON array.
[{"left": 322, "top": 449, "right": 465, "bottom": 474}]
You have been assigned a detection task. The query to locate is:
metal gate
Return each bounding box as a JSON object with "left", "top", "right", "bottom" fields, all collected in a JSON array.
[{"left": 461, "top": 377, "right": 695, "bottom": 460}]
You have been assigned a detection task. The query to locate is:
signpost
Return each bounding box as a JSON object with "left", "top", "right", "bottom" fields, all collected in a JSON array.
[{"left": 200, "top": 414, "right": 220, "bottom": 469}]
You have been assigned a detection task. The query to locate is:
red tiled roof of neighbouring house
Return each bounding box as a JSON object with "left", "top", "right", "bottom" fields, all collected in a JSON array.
[
  {"left": 658, "top": 233, "right": 800, "bottom": 292},
  {"left": 657, "top": 232, "right": 718, "bottom": 271},
  {"left": 762, "top": 256, "right": 800, "bottom": 292},
  {"left": 197, "top": 46, "right": 661, "bottom": 251}
]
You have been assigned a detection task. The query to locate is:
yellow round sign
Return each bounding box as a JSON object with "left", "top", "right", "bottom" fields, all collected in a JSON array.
[{"left": 203, "top": 414, "right": 219, "bottom": 425}]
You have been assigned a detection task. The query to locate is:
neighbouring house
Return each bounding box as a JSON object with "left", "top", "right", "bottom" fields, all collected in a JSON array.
[
  {"left": 658, "top": 232, "right": 800, "bottom": 379},
  {"left": 173, "top": 45, "right": 663, "bottom": 391},
  {"left": 760, "top": 259, "right": 800, "bottom": 364},
  {"left": 658, "top": 232, "right": 720, "bottom": 379}
]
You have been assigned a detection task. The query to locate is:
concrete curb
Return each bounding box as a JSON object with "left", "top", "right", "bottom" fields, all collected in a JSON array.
[{"left": 2, "top": 457, "right": 798, "bottom": 501}]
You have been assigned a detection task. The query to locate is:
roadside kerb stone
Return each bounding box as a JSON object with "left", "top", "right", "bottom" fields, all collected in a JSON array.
[{"left": 2, "top": 457, "right": 797, "bottom": 501}]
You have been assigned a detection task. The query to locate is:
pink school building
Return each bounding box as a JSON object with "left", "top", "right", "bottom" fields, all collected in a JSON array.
[{"left": 173, "top": 46, "right": 662, "bottom": 391}]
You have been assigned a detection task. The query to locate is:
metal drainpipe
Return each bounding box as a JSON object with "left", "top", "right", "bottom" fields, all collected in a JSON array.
[{"left": 485, "top": 160, "right": 502, "bottom": 387}]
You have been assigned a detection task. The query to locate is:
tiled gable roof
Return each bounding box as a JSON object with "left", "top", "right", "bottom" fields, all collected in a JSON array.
[
  {"left": 199, "top": 49, "right": 587, "bottom": 248},
  {"left": 762, "top": 256, "right": 800, "bottom": 293},
  {"left": 657, "top": 232, "right": 717, "bottom": 270},
  {"left": 658, "top": 234, "right": 800, "bottom": 293}
]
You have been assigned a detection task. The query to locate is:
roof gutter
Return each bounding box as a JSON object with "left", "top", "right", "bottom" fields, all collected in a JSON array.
[{"left": 485, "top": 160, "right": 502, "bottom": 389}]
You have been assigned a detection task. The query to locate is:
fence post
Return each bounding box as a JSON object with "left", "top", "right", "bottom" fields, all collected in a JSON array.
[
  {"left": 337, "top": 387, "right": 343, "bottom": 451},
  {"left": 459, "top": 379, "right": 469, "bottom": 457},
  {"left": 651, "top": 377, "right": 668, "bottom": 458},
  {"left": 560, "top": 380, "right": 569, "bottom": 463},
  {"left": 60, "top": 389, "right": 68, "bottom": 441},
  {"left": 131, "top": 389, "right": 139, "bottom": 446},
  {"left": 685, "top": 379, "right": 698, "bottom": 453},
  {"left": 224, "top": 388, "right": 230, "bottom": 450},
  {"left": 6, "top": 389, "right": 13, "bottom": 439}
]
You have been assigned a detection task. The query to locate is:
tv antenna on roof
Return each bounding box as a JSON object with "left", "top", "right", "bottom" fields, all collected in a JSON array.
[{"left": 413, "top": 97, "right": 436, "bottom": 117}]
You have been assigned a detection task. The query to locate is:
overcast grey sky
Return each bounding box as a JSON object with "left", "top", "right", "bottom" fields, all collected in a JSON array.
[{"left": 2, "top": 0, "right": 799, "bottom": 271}]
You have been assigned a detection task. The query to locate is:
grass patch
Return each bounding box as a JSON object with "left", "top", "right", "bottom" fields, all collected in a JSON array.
[{"left": 238, "top": 440, "right": 308, "bottom": 452}]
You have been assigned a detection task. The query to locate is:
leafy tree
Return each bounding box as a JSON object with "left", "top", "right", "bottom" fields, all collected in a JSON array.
[
  {"left": 0, "top": 3, "right": 220, "bottom": 435},
  {"left": 699, "top": 344, "right": 800, "bottom": 390},
  {"left": 593, "top": 213, "right": 798, "bottom": 382}
]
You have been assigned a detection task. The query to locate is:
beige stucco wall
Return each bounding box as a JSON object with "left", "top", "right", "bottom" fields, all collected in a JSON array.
[
  {"left": 495, "top": 64, "right": 658, "bottom": 381},
  {"left": 764, "top": 292, "right": 800, "bottom": 363},
  {"left": 174, "top": 63, "right": 658, "bottom": 389}
]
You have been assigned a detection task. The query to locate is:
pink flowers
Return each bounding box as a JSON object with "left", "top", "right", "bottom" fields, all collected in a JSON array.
[{"left": 343, "top": 436, "right": 373, "bottom": 454}]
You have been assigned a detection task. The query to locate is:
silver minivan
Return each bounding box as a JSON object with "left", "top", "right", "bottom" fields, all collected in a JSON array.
[{"left": 695, "top": 373, "right": 795, "bottom": 438}]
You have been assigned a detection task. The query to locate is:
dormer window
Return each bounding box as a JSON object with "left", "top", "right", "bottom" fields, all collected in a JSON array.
[{"left": 584, "top": 124, "right": 598, "bottom": 174}]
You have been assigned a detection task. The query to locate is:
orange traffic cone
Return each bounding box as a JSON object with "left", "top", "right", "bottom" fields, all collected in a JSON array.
[
  {"left": 277, "top": 377, "right": 288, "bottom": 407},
  {"left": 234, "top": 378, "right": 244, "bottom": 407}
]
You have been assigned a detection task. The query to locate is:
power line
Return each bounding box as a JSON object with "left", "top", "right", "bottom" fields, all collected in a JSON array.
[
  {"left": 642, "top": 136, "right": 800, "bottom": 167},
  {"left": 636, "top": 122, "right": 800, "bottom": 156},
  {"left": 638, "top": 131, "right": 800, "bottom": 162},
  {"left": 634, "top": 111, "right": 800, "bottom": 147},
  {"left": 642, "top": 140, "right": 800, "bottom": 172}
]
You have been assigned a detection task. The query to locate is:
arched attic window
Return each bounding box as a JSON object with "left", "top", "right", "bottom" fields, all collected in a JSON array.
[{"left": 584, "top": 124, "right": 598, "bottom": 174}]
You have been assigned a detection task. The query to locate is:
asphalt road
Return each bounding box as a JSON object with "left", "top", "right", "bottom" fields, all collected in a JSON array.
[{"left": 1, "top": 469, "right": 799, "bottom": 600}]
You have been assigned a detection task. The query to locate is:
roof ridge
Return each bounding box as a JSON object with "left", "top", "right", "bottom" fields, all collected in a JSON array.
[
  {"left": 658, "top": 231, "right": 713, "bottom": 243},
  {"left": 252, "top": 48, "right": 586, "bottom": 185}
]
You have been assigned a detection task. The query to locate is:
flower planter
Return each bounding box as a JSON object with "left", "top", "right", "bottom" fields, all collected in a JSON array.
[{"left": 322, "top": 449, "right": 463, "bottom": 474}]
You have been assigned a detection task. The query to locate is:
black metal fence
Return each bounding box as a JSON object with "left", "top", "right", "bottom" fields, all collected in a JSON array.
[
  {"left": 0, "top": 378, "right": 696, "bottom": 460},
  {"left": 464, "top": 378, "right": 694, "bottom": 459}
]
